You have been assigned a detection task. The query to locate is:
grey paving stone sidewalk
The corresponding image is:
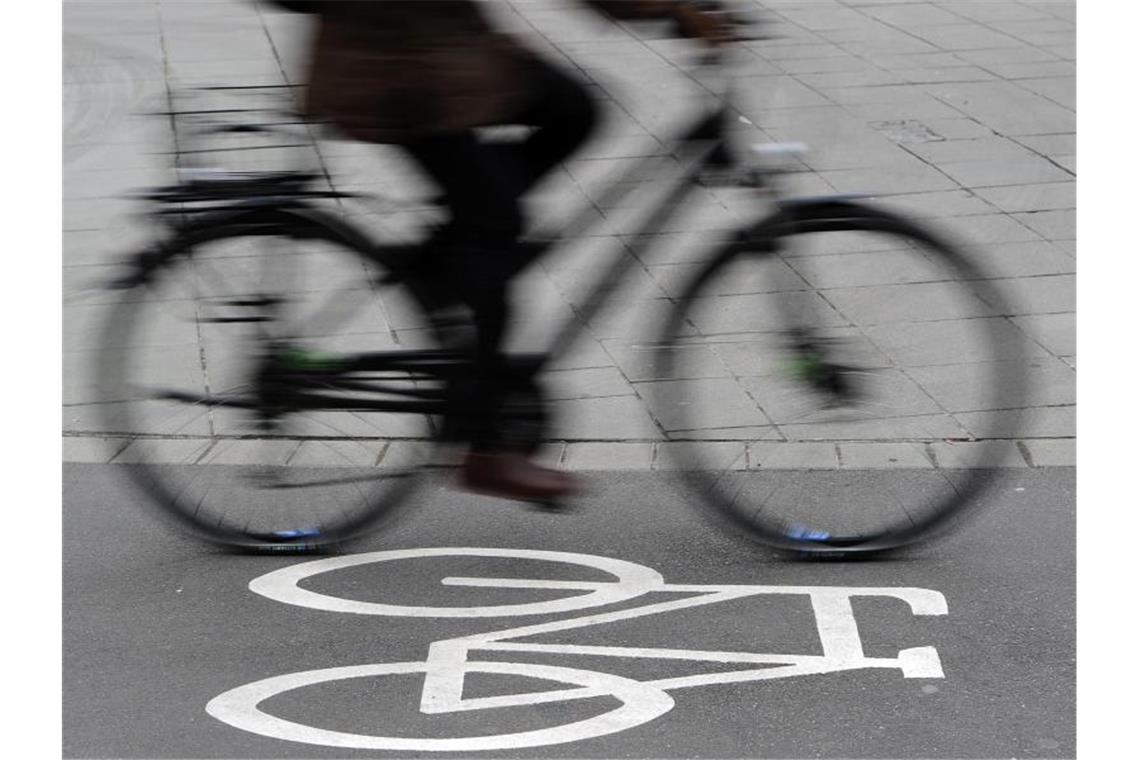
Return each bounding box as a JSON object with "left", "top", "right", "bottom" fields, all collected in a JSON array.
[{"left": 63, "top": 0, "right": 1076, "bottom": 468}]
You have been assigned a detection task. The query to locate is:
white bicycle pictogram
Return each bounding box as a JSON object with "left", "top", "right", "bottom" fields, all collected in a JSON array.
[{"left": 206, "top": 547, "right": 948, "bottom": 752}]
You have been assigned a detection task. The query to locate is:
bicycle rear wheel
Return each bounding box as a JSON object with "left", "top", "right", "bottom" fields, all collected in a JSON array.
[
  {"left": 97, "top": 208, "right": 445, "bottom": 551},
  {"left": 655, "top": 201, "right": 1029, "bottom": 555}
]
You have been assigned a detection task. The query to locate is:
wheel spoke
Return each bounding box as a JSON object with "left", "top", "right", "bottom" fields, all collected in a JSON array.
[
  {"left": 655, "top": 206, "right": 1028, "bottom": 554},
  {"left": 97, "top": 214, "right": 444, "bottom": 550}
]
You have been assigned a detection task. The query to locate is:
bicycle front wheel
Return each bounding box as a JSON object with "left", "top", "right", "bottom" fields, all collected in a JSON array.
[
  {"left": 96, "top": 208, "right": 444, "bottom": 551},
  {"left": 655, "top": 201, "right": 1029, "bottom": 555}
]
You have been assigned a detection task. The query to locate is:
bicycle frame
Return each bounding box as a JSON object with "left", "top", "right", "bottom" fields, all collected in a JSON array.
[
  {"left": 142, "top": 102, "right": 748, "bottom": 419},
  {"left": 127, "top": 49, "right": 821, "bottom": 422},
  {"left": 345, "top": 103, "right": 736, "bottom": 366}
]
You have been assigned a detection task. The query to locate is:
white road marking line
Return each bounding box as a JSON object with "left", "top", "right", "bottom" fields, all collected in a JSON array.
[
  {"left": 206, "top": 660, "right": 674, "bottom": 752},
  {"left": 248, "top": 546, "right": 664, "bottom": 617},
  {"left": 212, "top": 547, "right": 949, "bottom": 751}
]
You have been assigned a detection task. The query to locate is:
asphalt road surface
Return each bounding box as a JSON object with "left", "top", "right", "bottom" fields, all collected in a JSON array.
[{"left": 63, "top": 464, "right": 1074, "bottom": 758}]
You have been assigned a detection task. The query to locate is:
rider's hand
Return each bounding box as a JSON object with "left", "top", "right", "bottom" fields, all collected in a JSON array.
[{"left": 673, "top": 1, "right": 739, "bottom": 47}]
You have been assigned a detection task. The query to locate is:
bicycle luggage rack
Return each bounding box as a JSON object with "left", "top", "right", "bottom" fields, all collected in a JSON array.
[
  {"left": 135, "top": 169, "right": 359, "bottom": 214},
  {"left": 137, "top": 85, "right": 361, "bottom": 215}
]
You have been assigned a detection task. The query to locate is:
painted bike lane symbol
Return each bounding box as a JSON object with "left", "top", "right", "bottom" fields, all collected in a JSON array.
[{"left": 206, "top": 547, "right": 947, "bottom": 752}]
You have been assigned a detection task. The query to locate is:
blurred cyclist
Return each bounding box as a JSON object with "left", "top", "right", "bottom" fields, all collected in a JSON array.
[{"left": 268, "top": 1, "right": 734, "bottom": 503}]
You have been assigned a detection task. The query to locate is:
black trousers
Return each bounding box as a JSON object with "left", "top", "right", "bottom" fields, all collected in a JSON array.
[{"left": 402, "top": 58, "right": 599, "bottom": 448}]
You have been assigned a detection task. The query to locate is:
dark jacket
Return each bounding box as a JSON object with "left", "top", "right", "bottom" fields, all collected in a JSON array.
[{"left": 293, "top": 1, "right": 689, "bottom": 143}]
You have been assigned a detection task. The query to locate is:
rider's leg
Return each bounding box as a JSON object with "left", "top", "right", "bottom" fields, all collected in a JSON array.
[
  {"left": 403, "top": 132, "right": 579, "bottom": 501},
  {"left": 399, "top": 57, "right": 598, "bottom": 501},
  {"left": 411, "top": 55, "right": 598, "bottom": 287},
  {"left": 482, "top": 56, "right": 601, "bottom": 202}
]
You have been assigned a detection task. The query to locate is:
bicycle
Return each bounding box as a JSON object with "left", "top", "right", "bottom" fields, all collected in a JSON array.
[
  {"left": 205, "top": 546, "right": 949, "bottom": 752},
  {"left": 95, "top": 48, "right": 1028, "bottom": 557}
]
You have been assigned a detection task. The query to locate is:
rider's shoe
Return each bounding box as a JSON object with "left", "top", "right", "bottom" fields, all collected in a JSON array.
[{"left": 457, "top": 449, "right": 580, "bottom": 506}]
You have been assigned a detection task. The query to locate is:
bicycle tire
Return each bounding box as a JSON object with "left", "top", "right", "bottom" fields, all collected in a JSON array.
[
  {"left": 654, "top": 200, "right": 1029, "bottom": 555},
  {"left": 96, "top": 206, "right": 444, "bottom": 551}
]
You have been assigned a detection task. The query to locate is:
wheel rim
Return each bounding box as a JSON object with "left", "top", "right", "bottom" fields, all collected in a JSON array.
[
  {"left": 655, "top": 210, "right": 1028, "bottom": 553},
  {"left": 96, "top": 219, "right": 443, "bottom": 548}
]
